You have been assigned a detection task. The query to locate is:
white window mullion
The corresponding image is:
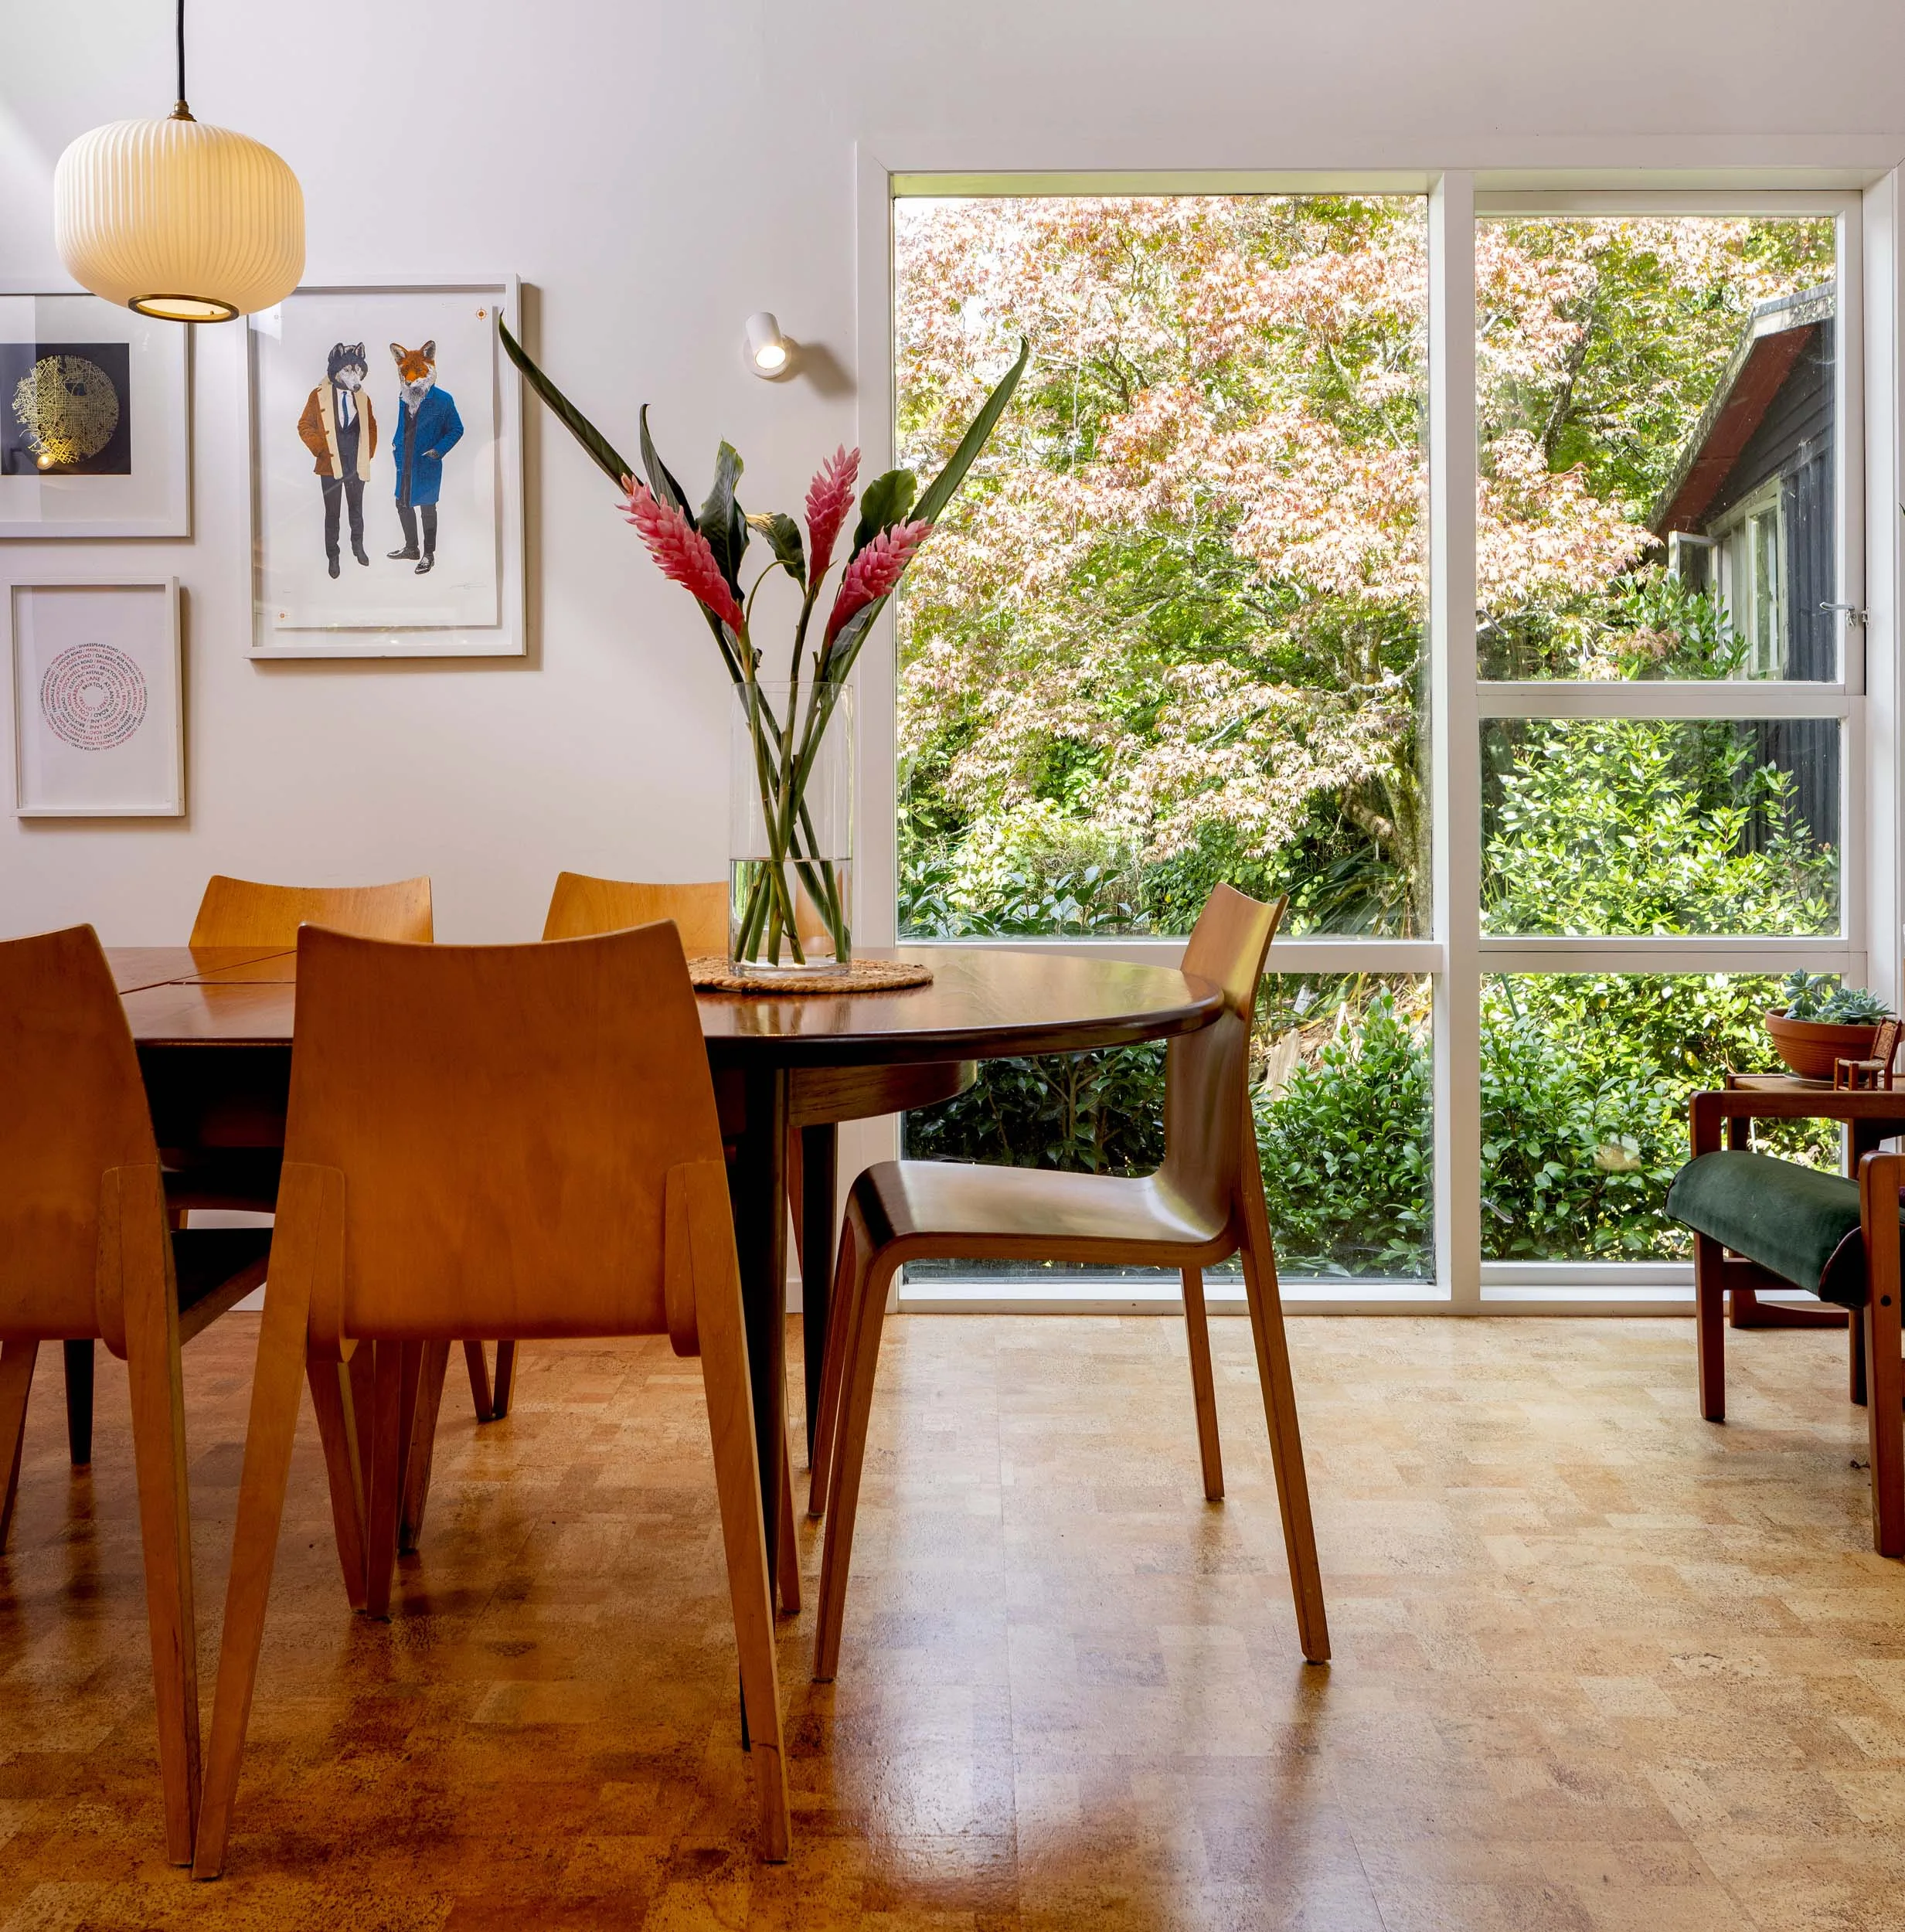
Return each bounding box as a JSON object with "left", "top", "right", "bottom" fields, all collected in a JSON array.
[{"left": 1430, "top": 171, "right": 1481, "bottom": 1313}]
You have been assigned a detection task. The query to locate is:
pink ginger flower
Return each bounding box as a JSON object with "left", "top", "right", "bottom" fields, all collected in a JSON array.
[
  {"left": 804, "top": 445, "right": 859, "bottom": 583},
  {"left": 619, "top": 477, "right": 745, "bottom": 634},
  {"left": 825, "top": 517, "right": 930, "bottom": 645}
]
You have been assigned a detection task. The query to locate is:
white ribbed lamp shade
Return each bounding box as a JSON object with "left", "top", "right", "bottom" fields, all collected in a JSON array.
[{"left": 54, "top": 115, "right": 304, "bottom": 321}]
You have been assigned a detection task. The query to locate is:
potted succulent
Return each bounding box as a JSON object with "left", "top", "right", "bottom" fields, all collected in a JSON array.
[{"left": 1764, "top": 971, "right": 1893, "bottom": 1080}]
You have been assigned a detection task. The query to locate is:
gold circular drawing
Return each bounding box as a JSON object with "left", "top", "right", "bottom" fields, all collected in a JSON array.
[{"left": 11, "top": 354, "right": 121, "bottom": 469}]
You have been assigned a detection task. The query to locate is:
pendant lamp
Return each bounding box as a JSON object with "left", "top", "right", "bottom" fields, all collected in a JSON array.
[{"left": 53, "top": 0, "right": 303, "bottom": 322}]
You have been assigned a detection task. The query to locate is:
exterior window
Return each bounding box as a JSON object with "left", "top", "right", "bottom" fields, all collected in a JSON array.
[{"left": 1713, "top": 482, "right": 1789, "bottom": 676}]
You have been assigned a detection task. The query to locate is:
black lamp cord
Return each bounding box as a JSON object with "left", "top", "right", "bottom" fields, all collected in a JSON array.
[{"left": 172, "top": 0, "right": 192, "bottom": 119}]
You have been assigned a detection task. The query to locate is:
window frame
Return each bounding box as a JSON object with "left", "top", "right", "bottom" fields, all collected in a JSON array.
[{"left": 854, "top": 158, "right": 1893, "bottom": 1318}]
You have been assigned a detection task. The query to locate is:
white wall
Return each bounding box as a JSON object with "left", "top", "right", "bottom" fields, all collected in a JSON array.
[{"left": 3, "top": 0, "right": 1905, "bottom": 941}]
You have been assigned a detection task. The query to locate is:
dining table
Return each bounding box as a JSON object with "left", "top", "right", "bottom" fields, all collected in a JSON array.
[{"left": 111, "top": 941, "right": 1226, "bottom": 1604}]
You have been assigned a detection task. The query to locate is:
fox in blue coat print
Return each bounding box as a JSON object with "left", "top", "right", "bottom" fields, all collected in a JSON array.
[{"left": 388, "top": 340, "right": 464, "bottom": 575}]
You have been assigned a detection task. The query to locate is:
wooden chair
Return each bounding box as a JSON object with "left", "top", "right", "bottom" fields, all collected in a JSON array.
[
  {"left": 192, "top": 923, "right": 789, "bottom": 1875},
  {"left": 179, "top": 872, "right": 513, "bottom": 1424},
  {"left": 1669, "top": 1104, "right": 1905, "bottom": 1554},
  {"left": 531, "top": 874, "right": 801, "bottom": 1607},
  {"left": 0, "top": 926, "right": 270, "bottom": 1865},
  {"left": 807, "top": 884, "right": 1330, "bottom": 1681},
  {"left": 189, "top": 872, "right": 434, "bottom": 949}
]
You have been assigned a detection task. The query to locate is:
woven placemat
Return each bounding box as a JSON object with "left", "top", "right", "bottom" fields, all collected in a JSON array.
[{"left": 687, "top": 955, "right": 934, "bottom": 995}]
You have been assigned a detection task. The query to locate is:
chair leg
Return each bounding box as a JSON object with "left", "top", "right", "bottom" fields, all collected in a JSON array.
[
  {"left": 491, "top": 1341, "right": 518, "bottom": 1419},
  {"left": 304, "top": 1352, "right": 368, "bottom": 1611},
  {"left": 0, "top": 1338, "right": 39, "bottom": 1551},
  {"left": 364, "top": 1342, "right": 411, "bottom": 1620},
  {"left": 63, "top": 1338, "right": 95, "bottom": 1467},
  {"left": 1694, "top": 1233, "right": 1726, "bottom": 1422},
  {"left": 808, "top": 1213, "right": 857, "bottom": 1518},
  {"left": 694, "top": 1211, "right": 791, "bottom": 1861},
  {"left": 814, "top": 1206, "right": 897, "bottom": 1684},
  {"left": 192, "top": 1254, "right": 318, "bottom": 1879},
  {"left": 463, "top": 1339, "right": 495, "bottom": 1422},
  {"left": 1861, "top": 1153, "right": 1905, "bottom": 1558},
  {"left": 777, "top": 1386, "right": 801, "bottom": 1617},
  {"left": 1236, "top": 1108, "right": 1331, "bottom": 1665},
  {"left": 1180, "top": 1267, "right": 1225, "bottom": 1501},
  {"left": 1866, "top": 1289, "right": 1904, "bottom": 1558},
  {"left": 121, "top": 1239, "right": 202, "bottom": 1864},
  {"left": 400, "top": 1338, "right": 451, "bottom": 1556}
]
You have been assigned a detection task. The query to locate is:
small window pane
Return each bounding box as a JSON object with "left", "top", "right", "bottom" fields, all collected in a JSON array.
[
  {"left": 1481, "top": 718, "right": 1839, "bottom": 937},
  {"left": 1475, "top": 215, "right": 1839, "bottom": 681},
  {"left": 1483, "top": 974, "right": 1839, "bottom": 1262},
  {"left": 903, "top": 974, "right": 1434, "bottom": 1284}
]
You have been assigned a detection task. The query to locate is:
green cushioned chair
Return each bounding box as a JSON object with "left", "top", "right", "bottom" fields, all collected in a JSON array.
[{"left": 1665, "top": 1139, "right": 1905, "bottom": 1556}]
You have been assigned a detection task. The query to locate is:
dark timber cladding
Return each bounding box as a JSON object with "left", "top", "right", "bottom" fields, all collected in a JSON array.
[{"left": 1652, "top": 283, "right": 1839, "bottom": 854}]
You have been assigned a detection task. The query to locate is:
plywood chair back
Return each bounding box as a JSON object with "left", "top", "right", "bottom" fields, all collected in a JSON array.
[
  {"left": 189, "top": 874, "right": 434, "bottom": 947},
  {"left": 543, "top": 872, "right": 730, "bottom": 950},
  {"left": 284, "top": 922, "right": 728, "bottom": 1346},
  {"left": 1158, "top": 885, "right": 1286, "bottom": 1230},
  {"left": 542, "top": 870, "right": 830, "bottom": 951},
  {"left": 0, "top": 925, "right": 160, "bottom": 1339}
]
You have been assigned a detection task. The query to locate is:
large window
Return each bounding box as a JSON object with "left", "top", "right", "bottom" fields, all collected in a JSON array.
[{"left": 881, "top": 182, "right": 1867, "bottom": 1308}]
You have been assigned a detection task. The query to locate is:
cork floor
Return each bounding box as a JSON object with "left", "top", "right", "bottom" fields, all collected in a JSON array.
[{"left": 3, "top": 1312, "right": 1905, "bottom": 1930}]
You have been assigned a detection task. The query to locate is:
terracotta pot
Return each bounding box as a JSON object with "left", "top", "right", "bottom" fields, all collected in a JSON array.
[{"left": 1763, "top": 1010, "right": 1879, "bottom": 1082}]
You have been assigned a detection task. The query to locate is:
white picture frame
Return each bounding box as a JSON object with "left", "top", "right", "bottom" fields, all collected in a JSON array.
[
  {"left": 9, "top": 579, "right": 184, "bottom": 818},
  {"left": 247, "top": 277, "right": 526, "bottom": 658},
  {"left": 0, "top": 288, "right": 191, "bottom": 540}
]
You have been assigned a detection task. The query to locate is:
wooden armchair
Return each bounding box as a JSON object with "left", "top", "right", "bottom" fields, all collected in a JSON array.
[
  {"left": 807, "top": 884, "right": 1329, "bottom": 1681},
  {"left": 1668, "top": 1089, "right": 1905, "bottom": 1554},
  {"left": 0, "top": 927, "right": 270, "bottom": 1864},
  {"left": 192, "top": 923, "right": 788, "bottom": 1875}
]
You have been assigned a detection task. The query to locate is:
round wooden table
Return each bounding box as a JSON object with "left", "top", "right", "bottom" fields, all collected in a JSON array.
[{"left": 113, "top": 944, "right": 1226, "bottom": 1600}]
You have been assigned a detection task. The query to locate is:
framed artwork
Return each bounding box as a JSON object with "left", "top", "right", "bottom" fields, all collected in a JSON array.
[
  {"left": 247, "top": 277, "right": 525, "bottom": 658},
  {"left": 9, "top": 580, "right": 184, "bottom": 817},
  {"left": 0, "top": 290, "right": 191, "bottom": 539}
]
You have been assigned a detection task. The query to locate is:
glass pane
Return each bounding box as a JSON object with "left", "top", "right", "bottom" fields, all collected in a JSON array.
[
  {"left": 1483, "top": 974, "right": 1841, "bottom": 1262},
  {"left": 895, "top": 195, "right": 1430, "bottom": 938},
  {"left": 1475, "top": 215, "right": 1839, "bottom": 681},
  {"left": 1481, "top": 717, "right": 1839, "bottom": 936},
  {"left": 903, "top": 973, "right": 1434, "bottom": 1284}
]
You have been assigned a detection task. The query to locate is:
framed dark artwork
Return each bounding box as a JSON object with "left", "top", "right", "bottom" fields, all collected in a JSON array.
[
  {"left": 0, "top": 293, "right": 189, "bottom": 539},
  {"left": 1, "top": 342, "right": 133, "bottom": 477}
]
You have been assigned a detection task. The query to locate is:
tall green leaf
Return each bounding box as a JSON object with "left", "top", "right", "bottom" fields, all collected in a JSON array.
[
  {"left": 699, "top": 442, "right": 749, "bottom": 594},
  {"left": 913, "top": 334, "right": 1030, "bottom": 526},
  {"left": 747, "top": 511, "right": 806, "bottom": 589},
  {"left": 848, "top": 468, "right": 919, "bottom": 561},
  {"left": 498, "top": 316, "right": 630, "bottom": 486},
  {"left": 638, "top": 406, "right": 692, "bottom": 520}
]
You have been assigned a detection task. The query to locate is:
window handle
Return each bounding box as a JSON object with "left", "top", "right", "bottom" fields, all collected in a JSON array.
[{"left": 1822, "top": 602, "right": 1869, "bottom": 625}]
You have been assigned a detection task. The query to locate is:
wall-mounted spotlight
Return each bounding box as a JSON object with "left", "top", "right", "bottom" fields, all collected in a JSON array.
[{"left": 745, "top": 311, "right": 793, "bottom": 379}]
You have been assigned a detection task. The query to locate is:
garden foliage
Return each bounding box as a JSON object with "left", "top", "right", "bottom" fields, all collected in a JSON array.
[{"left": 894, "top": 199, "right": 1842, "bottom": 1274}]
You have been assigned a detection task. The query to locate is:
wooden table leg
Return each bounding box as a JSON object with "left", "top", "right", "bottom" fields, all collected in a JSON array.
[
  {"left": 731, "top": 1065, "right": 791, "bottom": 1612},
  {"left": 799, "top": 1123, "right": 837, "bottom": 1461}
]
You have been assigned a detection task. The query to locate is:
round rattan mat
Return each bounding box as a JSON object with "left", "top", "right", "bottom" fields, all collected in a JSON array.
[{"left": 686, "top": 955, "right": 934, "bottom": 995}]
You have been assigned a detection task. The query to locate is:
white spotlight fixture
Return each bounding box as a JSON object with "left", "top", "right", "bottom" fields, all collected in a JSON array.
[
  {"left": 745, "top": 311, "right": 792, "bottom": 378},
  {"left": 53, "top": 0, "right": 304, "bottom": 323}
]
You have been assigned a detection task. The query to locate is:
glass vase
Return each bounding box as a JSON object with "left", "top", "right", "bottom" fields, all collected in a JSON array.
[{"left": 729, "top": 679, "right": 853, "bottom": 972}]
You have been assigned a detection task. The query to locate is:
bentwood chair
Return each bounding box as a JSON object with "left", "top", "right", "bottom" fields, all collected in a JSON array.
[
  {"left": 0, "top": 927, "right": 271, "bottom": 1864},
  {"left": 808, "top": 884, "right": 1330, "bottom": 1679},
  {"left": 179, "top": 874, "right": 510, "bottom": 1424},
  {"left": 529, "top": 874, "right": 970, "bottom": 1588},
  {"left": 192, "top": 923, "right": 789, "bottom": 1875}
]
